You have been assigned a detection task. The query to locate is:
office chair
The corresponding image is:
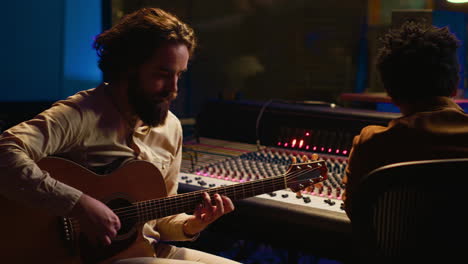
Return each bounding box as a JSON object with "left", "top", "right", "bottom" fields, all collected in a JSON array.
[{"left": 350, "top": 158, "right": 468, "bottom": 264}]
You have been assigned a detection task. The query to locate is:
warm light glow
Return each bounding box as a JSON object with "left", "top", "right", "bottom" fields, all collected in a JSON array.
[
  {"left": 447, "top": 0, "right": 468, "bottom": 3},
  {"left": 299, "top": 139, "right": 304, "bottom": 148},
  {"left": 277, "top": 142, "right": 282, "bottom": 146},
  {"left": 305, "top": 132, "right": 310, "bottom": 136},
  {"left": 291, "top": 139, "right": 297, "bottom": 148}
]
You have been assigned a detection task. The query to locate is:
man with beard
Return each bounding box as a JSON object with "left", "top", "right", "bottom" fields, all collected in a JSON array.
[{"left": 0, "top": 8, "right": 240, "bottom": 264}]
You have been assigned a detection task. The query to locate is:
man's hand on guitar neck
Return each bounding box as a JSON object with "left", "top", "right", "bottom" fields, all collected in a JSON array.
[
  {"left": 69, "top": 194, "right": 121, "bottom": 246},
  {"left": 183, "top": 192, "right": 235, "bottom": 236}
]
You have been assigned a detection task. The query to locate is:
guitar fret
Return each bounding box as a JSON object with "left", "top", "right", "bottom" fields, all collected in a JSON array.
[
  {"left": 132, "top": 161, "right": 325, "bottom": 223},
  {"left": 145, "top": 200, "right": 150, "bottom": 222},
  {"left": 156, "top": 199, "right": 162, "bottom": 221},
  {"left": 149, "top": 201, "right": 152, "bottom": 221},
  {"left": 151, "top": 200, "right": 157, "bottom": 220},
  {"left": 249, "top": 181, "right": 255, "bottom": 197},
  {"left": 136, "top": 202, "right": 141, "bottom": 222}
]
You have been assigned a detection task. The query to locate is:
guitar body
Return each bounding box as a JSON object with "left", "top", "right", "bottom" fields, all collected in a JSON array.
[{"left": 0, "top": 157, "right": 167, "bottom": 264}]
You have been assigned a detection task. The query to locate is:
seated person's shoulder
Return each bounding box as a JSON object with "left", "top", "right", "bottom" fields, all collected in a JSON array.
[{"left": 355, "top": 125, "right": 388, "bottom": 145}]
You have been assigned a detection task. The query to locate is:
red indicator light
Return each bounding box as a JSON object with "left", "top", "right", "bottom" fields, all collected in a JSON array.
[
  {"left": 277, "top": 142, "right": 282, "bottom": 146},
  {"left": 291, "top": 139, "right": 297, "bottom": 148},
  {"left": 306, "top": 145, "right": 310, "bottom": 150},
  {"left": 305, "top": 132, "right": 310, "bottom": 136},
  {"left": 328, "top": 148, "right": 332, "bottom": 153},
  {"left": 299, "top": 140, "right": 304, "bottom": 148},
  {"left": 321, "top": 147, "right": 325, "bottom": 151},
  {"left": 313, "top": 146, "right": 317, "bottom": 151},
  {"left": 343, "top": 150, "right": 348, "bottom": 155},
  {"left": 284, "top": 143, "right": 288, "bottom": 147},
  {"left": 336, "top": 149, "right": 340, "bottom": 154}
]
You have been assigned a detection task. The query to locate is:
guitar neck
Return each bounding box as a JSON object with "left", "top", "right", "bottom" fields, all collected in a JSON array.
[{"left": 133, "top": 174, "right": 288, "bottom": 223}]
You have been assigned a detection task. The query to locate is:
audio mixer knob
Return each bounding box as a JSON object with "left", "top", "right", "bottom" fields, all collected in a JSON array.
[
  {"left": 336, "top": 187, "right": 341, "bottom": 198},
  {"left": 319, "top": 186, "right": 324, "bottom": 196}
]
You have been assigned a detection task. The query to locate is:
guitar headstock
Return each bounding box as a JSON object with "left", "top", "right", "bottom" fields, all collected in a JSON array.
[{"left": 285, "top": 160, "right": 328, "bottom": 192}]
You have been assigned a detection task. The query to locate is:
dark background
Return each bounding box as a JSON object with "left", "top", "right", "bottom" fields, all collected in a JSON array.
[{"left": 2, "top": 0, "right": 468, "bottom": 128}]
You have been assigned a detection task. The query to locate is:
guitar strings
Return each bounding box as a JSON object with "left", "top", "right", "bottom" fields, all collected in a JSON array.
[
  {"left": 98, "top": 168, "right": 321, "bottom": 222},
  {"left": 117, "top": 167, "right": 319, "bottom": 214},
  {"left": 68, "top": 168, "right": 325, "bottom": 228}
]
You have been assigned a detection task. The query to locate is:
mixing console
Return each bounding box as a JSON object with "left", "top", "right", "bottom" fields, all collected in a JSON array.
[
  {"left": 180, "top": 137, "right": 349, "bottom": 218},
  {"left": 176, "top": 100, "right": 399, "bottom": 260}
]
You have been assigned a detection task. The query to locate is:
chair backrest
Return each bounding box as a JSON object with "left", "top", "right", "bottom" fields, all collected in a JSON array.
[{"left": 350, "top": 158, "right": 468, "bottom": 263}]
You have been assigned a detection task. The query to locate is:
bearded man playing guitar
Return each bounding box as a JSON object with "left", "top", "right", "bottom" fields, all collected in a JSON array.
[{"left": 0, "top": 8, "right": 241, "bottom": 264}]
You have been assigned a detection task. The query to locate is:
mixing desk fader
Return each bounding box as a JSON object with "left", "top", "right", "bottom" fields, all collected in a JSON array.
[{"left": 180, "top": 137, "right": 350, "bottom": 222}]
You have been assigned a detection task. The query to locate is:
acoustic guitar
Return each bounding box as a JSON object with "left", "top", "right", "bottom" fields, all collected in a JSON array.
[{"left": 0, "top": 156, "right": 327, "bottom": 264}]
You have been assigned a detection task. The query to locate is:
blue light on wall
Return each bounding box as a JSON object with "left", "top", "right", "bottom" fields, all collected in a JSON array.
[
  {"left": 62, "top": 0, "right": 102, "bottom": 98},
  {"left": 1, "top": 0, "right": 64, "bottom": 101},
  {"left": 0, "top": 0, "right": 102, "bottom": 102},
  {"left": 433, "top": 10, "right": 467, "bottom": 98}
]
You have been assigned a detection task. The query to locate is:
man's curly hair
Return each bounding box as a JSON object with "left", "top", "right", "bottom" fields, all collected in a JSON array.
[
  {"left": 93, "top": 8, "right": 196, "bottom": 82},
  {"left": 376, "top": 21, "right": 460, "bottom": 102}
]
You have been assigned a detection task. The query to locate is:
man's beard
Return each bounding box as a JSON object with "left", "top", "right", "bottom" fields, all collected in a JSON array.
[{"left": 127, "top": 74, "right": 176, "bottom": 127}]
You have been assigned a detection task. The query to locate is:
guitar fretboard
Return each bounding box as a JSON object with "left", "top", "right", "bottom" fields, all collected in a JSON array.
[{"left": 118, "top": 165, "right": 323, "bottom": 223}]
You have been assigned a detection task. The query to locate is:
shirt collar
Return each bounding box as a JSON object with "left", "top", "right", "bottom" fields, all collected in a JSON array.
[{"left": 401, "top": 96, "right": 463, "bottom": 115}]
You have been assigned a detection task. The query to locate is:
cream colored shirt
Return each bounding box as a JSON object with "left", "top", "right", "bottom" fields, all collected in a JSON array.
[{"left": 0, "top": 83, "right": 193, "bottom": 243}]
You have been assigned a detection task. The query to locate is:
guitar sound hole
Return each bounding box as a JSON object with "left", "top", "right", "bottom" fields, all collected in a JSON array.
[
  {"left": 106, "top": 198, "right": 138, "bottom": 238},
  {"left": 79, "top": 197, "right": 140, "bottom": 263}
]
